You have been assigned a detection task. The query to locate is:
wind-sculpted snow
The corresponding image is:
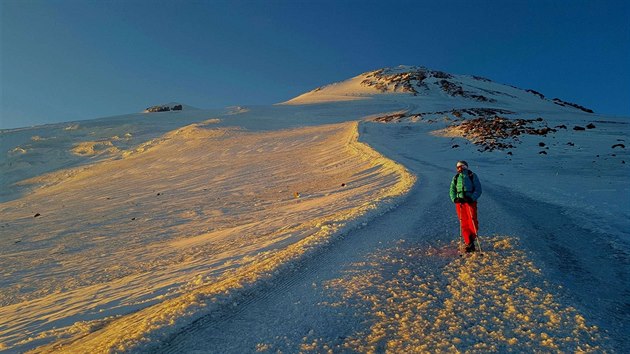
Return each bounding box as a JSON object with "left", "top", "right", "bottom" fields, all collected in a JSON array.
[
  {"left": 0, "top": 121, "right": 415, "bottom": 352},
  {"left": 0, "top": 109, "right": 222, "bottom": 203},
  {"left": 317, "top": 236, "right": 609, "bottom": 353}
]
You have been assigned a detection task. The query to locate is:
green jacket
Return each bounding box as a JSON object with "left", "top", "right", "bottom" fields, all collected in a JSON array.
[{"left": 450, "top": 169, "right": 482, "bottom": 202}]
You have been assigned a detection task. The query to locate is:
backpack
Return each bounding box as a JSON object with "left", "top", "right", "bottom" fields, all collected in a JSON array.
[{"left": 453, "top": 170, "right": 475, "bottom": 195}]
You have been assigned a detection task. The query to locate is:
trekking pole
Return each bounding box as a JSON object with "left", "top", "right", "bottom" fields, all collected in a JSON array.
[
  {"left": 457, "top": 220, "right": 463, "bottom": 255},
  {"left": 467, "top": 204, "right": 483, "bottom": 254},
  {"left": 456, "top": 204, "right": 465, "bottom": 255}
]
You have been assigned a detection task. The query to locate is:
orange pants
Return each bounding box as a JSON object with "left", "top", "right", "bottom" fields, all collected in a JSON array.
[{"left": 456, "top": 202, "right": 478, "bottom": 245}]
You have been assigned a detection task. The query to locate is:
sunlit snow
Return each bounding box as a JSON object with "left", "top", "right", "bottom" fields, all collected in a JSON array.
[{"left": 1, "top": 66, "right": 628, "bottom": 353}]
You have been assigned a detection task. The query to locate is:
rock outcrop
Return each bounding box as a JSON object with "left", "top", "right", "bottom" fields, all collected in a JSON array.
[
  {"left": 360, "top": 67, "right": 494, "bottom": 102},
  {"left": 144, "top": 104, "right": 184, "bottom": 113},
  {"left": 552, "top": 98, "right": 594, "bottom": 113}
]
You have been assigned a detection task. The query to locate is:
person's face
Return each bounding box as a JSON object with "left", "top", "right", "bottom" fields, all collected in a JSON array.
[{"left": 457, "top": 165, "right": 464, "bottom": 172}]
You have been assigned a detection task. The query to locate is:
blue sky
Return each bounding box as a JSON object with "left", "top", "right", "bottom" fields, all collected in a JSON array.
[{"left": 1, "top": 0, "right": 629, "bottom": 129}]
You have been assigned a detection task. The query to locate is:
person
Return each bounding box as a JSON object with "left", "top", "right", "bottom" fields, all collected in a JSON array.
[{"left": 449, "top": 160, "right": 482, "bottom": 252}]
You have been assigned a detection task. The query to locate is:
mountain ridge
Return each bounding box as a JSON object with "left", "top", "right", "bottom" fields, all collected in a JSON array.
[{"left": 281, "top": 65, "right": 594, "bottom": 114}]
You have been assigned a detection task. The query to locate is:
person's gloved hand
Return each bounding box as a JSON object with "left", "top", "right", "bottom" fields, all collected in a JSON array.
[
  {"left": 464, "top": 196, "right": 474, "bottom": 203},
  {"left": 454, "top": 198, "right": 464, "bottom": 203}
]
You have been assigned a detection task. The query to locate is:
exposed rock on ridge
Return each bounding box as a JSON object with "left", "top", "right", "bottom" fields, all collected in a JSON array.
[
  {"left": 552, "top": 98, "right": 594, "bottom": 113},
  {"left": 360, "top": 66, "right": 494, "bottom": 102},
  {"left": 144, "top": 104, "right": 184, "bottom": 113}
]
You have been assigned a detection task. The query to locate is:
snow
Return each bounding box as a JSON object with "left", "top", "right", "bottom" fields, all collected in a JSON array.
[
  {"left": 0, "top": 116, "right": 414, "bottom": 353},
  {"left": 280, "top": 73, "right": 382, "bottom": 105},
  {"left": 1, "top": 67, "right": 628, "bottom": 353},
  {"left": 318, "top": 237, "right": 605, "bottom": 352}
]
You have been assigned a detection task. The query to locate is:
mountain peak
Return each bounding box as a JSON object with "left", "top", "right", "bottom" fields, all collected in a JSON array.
[{"left": 280, "top": 66, "right": 593, "bottom": 114}]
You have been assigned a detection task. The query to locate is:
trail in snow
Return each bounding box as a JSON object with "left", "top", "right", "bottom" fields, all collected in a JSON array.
[
  {"left": 153, "top": 163, "right": 451, "bottom": 353},
  {"left": 154, "top": 156, "right": 615, "bottom": 353},
  {"left": 361, "top": 121, "right": 628, "bottom": 351}
]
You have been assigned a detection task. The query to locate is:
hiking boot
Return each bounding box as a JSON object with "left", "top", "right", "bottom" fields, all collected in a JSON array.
[{"left": 465, "top": 243, "right": 476, "bottom": 253}]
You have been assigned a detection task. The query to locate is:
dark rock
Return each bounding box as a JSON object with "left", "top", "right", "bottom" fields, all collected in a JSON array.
[
  {"left": 552, "top": 99, "right": 566, "bottom": 107},
  {"left": 428, "top": 108, "right": 514, "bottom": 118},
  {"left": 431, "top": 71, "right": 453, "bottom": 79},
  {"left": 439, "top": 80, "right": 465, "bottom": 96},
  {"left": 612, "top": 144, "right": 625, "bottom": 149},
  {"left": 552, "top": 98, "right": 594, "bottom": 113},
  {"left": 526, "top": 89, "right": 545, "bottom": 99},
  {"left": 539, "top": 151, "right": 547, "bottom": 155},
  {"left": 373, "top": 113, "right": 406, "bottom": 123},
  {"left": 449, "top": 115, "right": 557, "bottom": 152},
  {"left": 341, "top": 183, "right": 346, "bottom": 187},
  {"left": 567, "top": 142, "right": 575, "bottom": 146},
  {"left": 586, "top": 123, "right": 596, "bottom": 129},
  {"left": 539, "top": 142, "right": 546, "bottom": 147},
  {"left": 172, "top": 104, "right": 183, "bottom": 111},
  {"left": 452, "top": 144, "right": 460, "bottom": 148},
  {"left": 555, "top": 125, "right": 567, "bottom": 129},
  {"left": 361, "top": 67, "right": 429, "bottom": 94},
  {"left": 436, "top": 80, "right": 494, "bottom": 102},
  {"left": 469, "top": 94, "right": 492, "bottom": 102},
  {"left": 145, "top": 105, "right": 171, "bottom": 113},
  {"left": 34, "top": 213, "right": 41, "bottom": 218},
  {"left": 472, "top": 75, "right": 492, "bottom": 82},
  {"left": 573, "top": 126, "right": 586, "bottom": 131}
]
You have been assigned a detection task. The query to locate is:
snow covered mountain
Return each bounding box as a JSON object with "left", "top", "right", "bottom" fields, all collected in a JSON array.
[
  {"left": 282, "top": 65, "right": 593, "bottom": 114},
  {"left": 0, "top": 66, "right": 628, "bottom": 353}
]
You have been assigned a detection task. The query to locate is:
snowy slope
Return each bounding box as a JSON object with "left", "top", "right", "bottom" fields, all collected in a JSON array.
[
  {"left": 282, "top": 65, "right": 594, "bottom": 115},
  {"left": 1, "top": 66, "right": 628, "bottom": 353},
  {"left": 0, "top": 107, "right": 220, "bottom": 203}
]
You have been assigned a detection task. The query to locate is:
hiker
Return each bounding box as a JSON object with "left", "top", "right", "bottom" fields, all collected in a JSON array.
[{"left": 449, "top": 160, "right": 482, "bottom": 252}]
